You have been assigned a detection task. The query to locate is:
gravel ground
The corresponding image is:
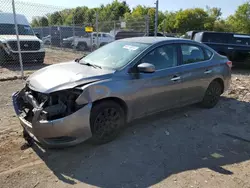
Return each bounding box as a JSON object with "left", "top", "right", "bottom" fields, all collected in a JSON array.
[
  {"left": 0, "top": 48, "right": 85, "bottom": 79},
  {"left": 0, "top": 69, "right": 250, "bottom": 188}
]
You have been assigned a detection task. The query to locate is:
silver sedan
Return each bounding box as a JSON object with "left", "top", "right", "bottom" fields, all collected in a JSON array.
[{"left": 12, "top": 37, "right": 231, "bottom": 148}]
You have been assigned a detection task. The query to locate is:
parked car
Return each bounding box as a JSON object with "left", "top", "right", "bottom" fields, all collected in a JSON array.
[
  {"left": 12, "top": 37, "right": 231, "bottom": 148},
  {"left": 42, "top": 35, "right": 51, "bottom": 45},
  {"left": 182, "top": 30, "right": 201, "bottom": 40},
  {"left": 0, "top": 13, "right": 45, "bottom": 63},
  {"left": 72, "top": 32, "right": 115, "bottom": 51},
  {"left": 193, "top": 31, "right": 250, "bottom": 66}
]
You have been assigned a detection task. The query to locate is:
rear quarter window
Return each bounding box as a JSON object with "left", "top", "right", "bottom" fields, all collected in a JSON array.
[{"left": 204, "top": 48, "right": 213, "bottom": 60}]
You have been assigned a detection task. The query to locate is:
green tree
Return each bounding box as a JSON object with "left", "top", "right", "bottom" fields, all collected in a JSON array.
[
  {"left": 31, "top": 18, "right": 39, "bottom": 27},
  {"left": 48, "top": 11, "right": 63, "bottom": 25},
  {"left": 204, "top": 7, "right": 222, "bottom": 30},
  {"left": 226, "top": 2, "right": 250, "bottom": 33},
  {"left": 158, "top": 11, "right": 177, "bottom": 33},
  {"left": 174, "top": 8, "right": 208, "bottom": 33},
  {"left": 39, "top": 16, "right": 49, "bottom": 26}
]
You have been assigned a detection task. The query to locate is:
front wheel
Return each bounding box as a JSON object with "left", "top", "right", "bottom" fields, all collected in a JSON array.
[
  {"left": 200, "top": 81, "right": 222, "bottom": 108},
  {"left": 89, "top": 101, "right": 125, "bottom": 145}
]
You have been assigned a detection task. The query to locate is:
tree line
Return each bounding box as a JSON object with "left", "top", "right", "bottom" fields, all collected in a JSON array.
[{"left": 31, "top": 0, "right": 250, "bottom": 34}]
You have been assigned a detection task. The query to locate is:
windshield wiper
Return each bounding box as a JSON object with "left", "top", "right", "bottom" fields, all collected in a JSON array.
[
  {"left": 75, "top": 58, "right": 102, "bottom": 69},
  {"left": 81, "top": 62, "right": 102, "bottom": 69}
]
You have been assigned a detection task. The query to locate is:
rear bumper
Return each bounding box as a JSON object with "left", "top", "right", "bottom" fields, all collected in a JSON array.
[{"left": 12, "top": 91, "right": 93, "bottom": 148}]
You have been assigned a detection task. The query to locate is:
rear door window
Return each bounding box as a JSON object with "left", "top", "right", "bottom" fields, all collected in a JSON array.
[
  {"left": 202, "top": 33, "right": 233, "bottom": 43},
  {"left": 181, "top": 45, "right": 206, "bottom": 64}
]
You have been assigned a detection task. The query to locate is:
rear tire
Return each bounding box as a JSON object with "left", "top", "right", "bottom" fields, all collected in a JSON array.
[
  {"left": 200, "top": 81, "right": 222, "bottom": 108},
  {"left": 89, "top": 101, "right": 125, "bottom": 145},
  {"left": 78, "top": 43, "right": 87, "bottom": 51}
]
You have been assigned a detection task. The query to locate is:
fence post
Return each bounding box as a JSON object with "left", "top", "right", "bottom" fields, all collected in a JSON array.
[
  {"left": 72, "top": 14, "right": 76, "bottom": 52},
  {"left": 49, "top": 26, "right": 52, "bottom": 48},
  {"left": 114, "top": 21, "right": 116, "bottom": 37},
  {"left": 145, "top": 15, "right": 149, "bottom": 36},
  {"left": 154, "top": 0, "right": 159, "bottom": 36},
  {"left": 58, "top": 26, "right": 62, "bottom": 50},
  {"left": 95, "top": 12, "right": 99, "bottom": 49},
  {"left": 163, "top": 19, "right": 166, "bottom": 36},
  {"left": 12, "top": 0, "right": 24, "bottom": 78},
  {"left": 40, "top": 27, "right": 44, "bottom": 39}
]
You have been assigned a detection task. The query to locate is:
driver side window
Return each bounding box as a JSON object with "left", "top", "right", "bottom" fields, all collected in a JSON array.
[{"left": 141, "top": 45, "right": 178, "bottom": 70}]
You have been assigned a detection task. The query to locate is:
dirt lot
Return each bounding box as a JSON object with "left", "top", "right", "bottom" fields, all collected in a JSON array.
[
  {"left": 0, "top": 69, "right": 250, "bottom": 188},
  {"left": 0, "top": 48, "right": 85, "bottom": 80}
]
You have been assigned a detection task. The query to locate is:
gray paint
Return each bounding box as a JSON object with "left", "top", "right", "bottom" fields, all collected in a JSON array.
[{"left": 13, "top": 37, "right": 231, "bottom": 147}]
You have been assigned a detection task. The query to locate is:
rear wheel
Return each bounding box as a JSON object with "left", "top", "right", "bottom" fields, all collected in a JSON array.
[
  {"left": 90, "top": 101, "right": 125, "bottom": 145},
  {"left": 200, "top": 81, "right": 222, "bottom": 108},
  {"left": 78, "top": 43, "right": 87, "bottom": 51}
]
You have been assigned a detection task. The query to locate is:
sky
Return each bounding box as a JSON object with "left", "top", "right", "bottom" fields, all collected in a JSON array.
[
  {"left": 0, "top": 0, "right": 247, "bottom": 21},
  {"left": 18, "top": 0, "right": 247, "bottom": 18}
]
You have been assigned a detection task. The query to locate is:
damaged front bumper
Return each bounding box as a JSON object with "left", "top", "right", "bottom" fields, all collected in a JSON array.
[{"left": 12, "top": 91, "right": 93, "bottom": 148}]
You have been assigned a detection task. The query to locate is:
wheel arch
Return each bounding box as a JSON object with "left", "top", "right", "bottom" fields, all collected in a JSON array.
[{"left": 211, "top": 78, "right": 224, "bottom": 94}]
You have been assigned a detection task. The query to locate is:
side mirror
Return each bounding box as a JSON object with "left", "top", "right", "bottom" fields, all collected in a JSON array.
[
  {"left": 35, "top": 32, "right": 41, "bottom": 39},
  {"left": 137, "top": 63, "right": 155, "bottom": 73}
]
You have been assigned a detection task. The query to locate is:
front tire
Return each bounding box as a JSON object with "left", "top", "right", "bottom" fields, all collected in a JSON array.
[
  {"left": 90, "top": 101, "right": 125, "bottom": 145},
  {"left": 200, "top": 81, "right": 222, "bottom": 108}
]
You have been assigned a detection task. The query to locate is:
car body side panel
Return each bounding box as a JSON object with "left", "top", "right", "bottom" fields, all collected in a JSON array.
[{"left": 178, "top": 60, "right": 217, "bottom": 104}]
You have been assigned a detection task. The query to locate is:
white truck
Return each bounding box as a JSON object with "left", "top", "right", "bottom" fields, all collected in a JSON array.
[
  {"left": 0, "top": 13, "right": 45, "bottom": 64},
  {"left": 70, "top": 32, "right": 114, "bottom": 51}
]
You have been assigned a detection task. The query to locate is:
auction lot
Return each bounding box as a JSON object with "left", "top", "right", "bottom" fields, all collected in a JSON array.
[
  {"left": 0, "top": 69, "right": 250, "bottom": 188},
  {"left": 0, "top": 48, "right": 85, "bottom": 80}
]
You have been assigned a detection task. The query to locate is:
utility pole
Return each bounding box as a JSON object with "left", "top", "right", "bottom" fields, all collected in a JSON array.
[
  {"left": 72, "top": 14, "right": 76, "bottom": 51},
  {"left": 95, "top": 12, "right": 99, "bottom": 48},
  {"left": 154, "top": 0, "right": 159, "bottom": 36}
]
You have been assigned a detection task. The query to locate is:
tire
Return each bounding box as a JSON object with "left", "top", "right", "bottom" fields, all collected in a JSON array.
[
  {"left": 89, "top": 101, "right": 125, "bottom": 145},
  {"left": 0, "top": 48, "right": 6, "bottom": 64},
  {"left": 200, "top": 81, "right": 222, "bottom": 108},
  {"left": 78, "top": 43, "right": 87, "bottom": 51}
]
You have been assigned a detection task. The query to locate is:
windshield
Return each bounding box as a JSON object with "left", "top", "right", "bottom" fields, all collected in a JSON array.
[
  {"left": 81, "top": 41, "right": 149, "bottom": 69},
  {"left": 0, "top": 24, "right": 34, "bottom": 35}
]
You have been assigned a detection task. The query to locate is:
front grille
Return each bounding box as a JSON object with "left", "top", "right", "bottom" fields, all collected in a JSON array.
[{"left": 8, "top": 41, "right": 40, "bottom": 51}]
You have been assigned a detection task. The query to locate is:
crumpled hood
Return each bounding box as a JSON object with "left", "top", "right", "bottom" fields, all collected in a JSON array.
[
  {"left": 27, "top": 61, "right": 114, "bottom": 93},
  {"left": 0, "top": 35, "right": 42, "bottom": 42}
]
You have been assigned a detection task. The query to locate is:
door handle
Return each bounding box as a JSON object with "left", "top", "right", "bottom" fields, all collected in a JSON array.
[
  {"left": 171, "top": 76, "right": 181, "bottom": 81},
  {"left": 204, "top": 70, "right": 212, "bottom": 74}
]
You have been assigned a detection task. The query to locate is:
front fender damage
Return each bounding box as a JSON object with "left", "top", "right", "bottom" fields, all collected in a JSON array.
[
  {"left": 76, "top": 85, "right": 111, "bottom": 105},
  {"left": 13, "top": 87, "right": 93, "bottom": 147}
]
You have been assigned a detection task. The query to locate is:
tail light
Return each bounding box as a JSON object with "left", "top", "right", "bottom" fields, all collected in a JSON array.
[{"left": 226, "top": 61, "right": 232, "bottom": 69}]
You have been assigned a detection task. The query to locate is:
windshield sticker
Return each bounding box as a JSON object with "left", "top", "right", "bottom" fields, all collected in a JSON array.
[
  {"left": 123, "top": 45, "right": 139, "bottom": 51},
  {"left": 24, "top": 26, "right": 30, "bottom": 30}
]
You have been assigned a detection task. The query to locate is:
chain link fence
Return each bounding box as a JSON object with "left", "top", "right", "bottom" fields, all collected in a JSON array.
[{"left": 0, "top": 0, "right": 153, "bottom": 80}]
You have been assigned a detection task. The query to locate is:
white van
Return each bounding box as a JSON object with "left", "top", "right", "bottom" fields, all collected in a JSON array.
[{"left": 0, "top": 13, "right": 45, "bottom": 63}]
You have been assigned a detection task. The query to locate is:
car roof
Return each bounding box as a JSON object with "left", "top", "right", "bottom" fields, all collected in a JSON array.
[
  {"left": 197, "top": 31, "right": 250, "bottom": 36},
  {"left": 0, "top": 12, "right": 29, "bottom": 25},
  {"left": 119, "top": 37, "right": 189, "bottom": 44}
]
